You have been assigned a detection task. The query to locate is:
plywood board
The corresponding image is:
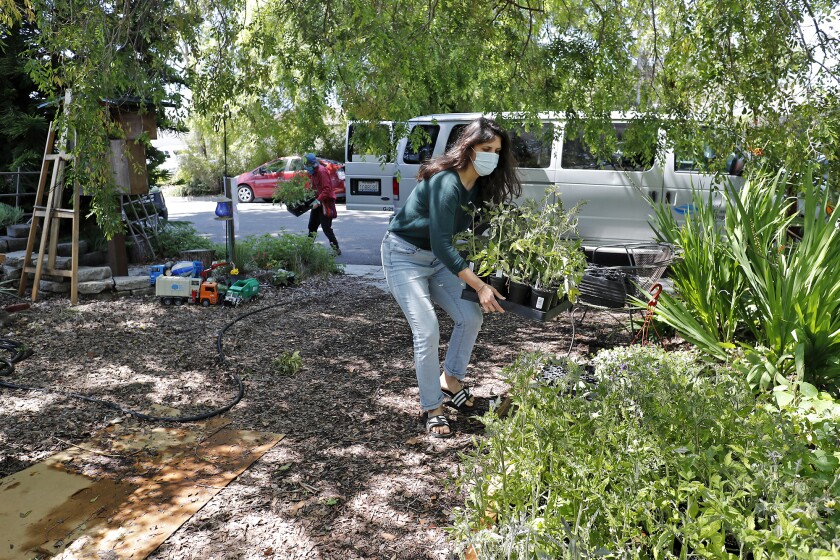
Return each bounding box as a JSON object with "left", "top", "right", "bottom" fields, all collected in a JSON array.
[{"left": 0, "top": 420, "right": 284, "bottom": 559}]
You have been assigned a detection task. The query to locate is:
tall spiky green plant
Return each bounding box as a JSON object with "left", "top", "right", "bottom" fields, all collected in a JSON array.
[
  {"left": 652, "top": 185, "right": 745, "bottom": 361},
  {"left": 729, "top": 168, "right": 840, "bottom": 392},
  {"left": 654, "top": 166, "right": 840, "bottom": 394}
]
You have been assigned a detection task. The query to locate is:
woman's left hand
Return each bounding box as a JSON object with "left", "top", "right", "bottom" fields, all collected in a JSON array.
[{"left": 477, "top": 284, "right": 505, "bottom": 314}]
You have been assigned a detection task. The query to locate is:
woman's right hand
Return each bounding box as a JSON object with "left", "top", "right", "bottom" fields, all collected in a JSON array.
[{"left": 477, "top": 283, "right": 505, "bottom": 314}]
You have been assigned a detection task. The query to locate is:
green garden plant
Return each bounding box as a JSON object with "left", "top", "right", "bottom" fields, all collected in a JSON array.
[
  {"left": 272, "top": 173, "right": 314, "bottom": 208},
  {"left": 452, "top": 346, "right": 840, "bottom": 559},
  {"left": 151, "top": 221, "right": 221, "bottom": 259},
  {"left": 236, "top": 233, "right": 341, "bottom": 280},
  {"left": 273, "top": 350, "right": 302, "bottom": 376},
  {"left": 0, "top": 202, "right": 25, "bottom": 228},
  {"left": 468, "top": 191, "right": 586, "bottom": 302},
  {"left": 654, "top": 166, "right": 840, "bottom": 394}
]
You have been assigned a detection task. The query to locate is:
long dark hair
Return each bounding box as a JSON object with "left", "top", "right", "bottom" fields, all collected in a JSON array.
[{"left": 417, "top": 117, "right": 522, "bottom": 205}]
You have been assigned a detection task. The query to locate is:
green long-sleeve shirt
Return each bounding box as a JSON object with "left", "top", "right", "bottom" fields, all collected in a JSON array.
[{"left": 388, "top": 170, "right": 479, "bottom": 275}]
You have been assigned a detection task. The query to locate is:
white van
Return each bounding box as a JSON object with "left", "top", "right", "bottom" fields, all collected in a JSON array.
[
  {"left": 387, "top": 112, "right": 744, "bottom": 248},
  {"left": 344, "top": 121, "right": 399, "bottom": 212}
]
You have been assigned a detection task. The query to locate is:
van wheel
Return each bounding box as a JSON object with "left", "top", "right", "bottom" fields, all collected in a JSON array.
[
  {"left": 174, "top": 298, "right": 184, "bottom": 306},
  {"left": 163, "top": 297, "right": 173, "bottom": 305},
  {"left": 201, "top": 299, "right": 210, "bottom": 307},
  {"left": 237, "top": 185, "right": 255, "bottom": 203}
]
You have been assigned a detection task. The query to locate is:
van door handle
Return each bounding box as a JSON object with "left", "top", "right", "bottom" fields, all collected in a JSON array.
[
  {"left": 650, "top": 191, "right": 657, "bottom": 203},
  {"left": 665, "top": 191, "right": 673, "bottom": 204}
]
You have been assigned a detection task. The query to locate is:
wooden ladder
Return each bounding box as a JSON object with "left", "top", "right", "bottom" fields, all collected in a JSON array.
[{"left": 18, "top": 121, "right": 82, "bottom": 304}]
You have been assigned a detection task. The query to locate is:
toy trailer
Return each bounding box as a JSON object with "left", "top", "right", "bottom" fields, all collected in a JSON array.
[
  {"left": 224, "top": 278, "right": 259, "bottom": 306},
  {"left": 156, "top": 276, "right": 223, "bottom": 306}
]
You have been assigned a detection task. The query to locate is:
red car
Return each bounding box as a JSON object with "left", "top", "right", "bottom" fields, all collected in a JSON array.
[{"left": 234, "top": 156, "right": 346, "bottom": 203}]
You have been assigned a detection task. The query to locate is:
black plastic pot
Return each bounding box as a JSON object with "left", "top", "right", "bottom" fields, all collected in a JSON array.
[
  {"left": 507, "top": 280, "right": 531, "bottom": 305},
  {"left": 529, "top": 286, "right": 556, "bottom": 311},
  {"left": 488, "top": 275, "right": 509, "bottom": 298}
]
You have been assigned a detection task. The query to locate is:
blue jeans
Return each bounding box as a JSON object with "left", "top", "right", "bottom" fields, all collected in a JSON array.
[{"left": 381, "top": 231, "right": 483, "bottom": 411}]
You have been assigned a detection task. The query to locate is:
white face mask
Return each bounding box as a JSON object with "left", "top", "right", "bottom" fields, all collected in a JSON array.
[{"left": 472, "top": 149, "right": 499, "bottom": 176}]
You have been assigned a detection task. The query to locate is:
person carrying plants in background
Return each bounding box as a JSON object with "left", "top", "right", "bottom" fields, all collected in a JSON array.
[
  {"left": 304, "top": 153, "right": 341, "bottom": 256},
  {"left": 380, "top": 117, "right": 522, "bottom": 438}
]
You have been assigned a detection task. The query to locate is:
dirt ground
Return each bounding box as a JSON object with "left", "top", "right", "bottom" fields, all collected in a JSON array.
[{"left": 0, "top": 274, "right": 653, "bottom": 559}]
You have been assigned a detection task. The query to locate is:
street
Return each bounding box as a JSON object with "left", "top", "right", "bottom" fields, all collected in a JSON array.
[{"left": 165, "top": 196, "right": 393, "bottom": 266}]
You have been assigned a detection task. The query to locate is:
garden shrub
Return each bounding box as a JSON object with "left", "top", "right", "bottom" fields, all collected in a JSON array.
[
  {"left": 654, "top": 165, "right": 840, "bottom": 394},
  {"left": 236, "top": 233, "right": 341, "bottom": 280},
  {"left": 152, "top": 221, "right": 221, "bottom": 259},
  {"left": 0, "top": 202, "right": 25, "bottom": 228},
  {"left": 452, "top": 346, "right": 840, "bottom": 559}
]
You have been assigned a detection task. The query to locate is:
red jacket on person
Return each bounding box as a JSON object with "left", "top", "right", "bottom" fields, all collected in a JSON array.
[{"left": 311, "top": 164, "right": 336, "bottom": 202}]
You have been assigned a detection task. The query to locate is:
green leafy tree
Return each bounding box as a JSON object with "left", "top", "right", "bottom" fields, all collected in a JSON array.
[
  {"left": 7, "top": 0, "right": 837, "bottom": 232},
  {"left": 0, "top": 9, "right": 48, "bottom": 171}
]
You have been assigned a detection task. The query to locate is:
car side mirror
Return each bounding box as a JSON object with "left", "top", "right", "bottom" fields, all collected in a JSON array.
[{"left": 258, "top": 167, "right": 266, "bottom": 175}]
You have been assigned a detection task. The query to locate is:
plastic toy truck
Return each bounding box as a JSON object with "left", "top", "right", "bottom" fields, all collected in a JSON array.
[
  {"left": 149, "top": 260, "right": 205, "bottom": 286},
  {"left": 155, "top": 276, "right": 224, "bottom": 306},
  {"left": 149, "top": 264, "right": 168, "bottom": 286},
  {"left": 224, "top": 278, "right": 259, "bottom": 307}
]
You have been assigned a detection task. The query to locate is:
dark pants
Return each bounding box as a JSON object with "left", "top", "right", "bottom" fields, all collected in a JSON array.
[{"left": 308, "top": 204, "right": 339, "bottom": 248}]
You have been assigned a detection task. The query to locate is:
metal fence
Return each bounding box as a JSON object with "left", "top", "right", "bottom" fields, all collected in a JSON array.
[{"left": 0, "top": 169, "right": 39, "bottom": 211}]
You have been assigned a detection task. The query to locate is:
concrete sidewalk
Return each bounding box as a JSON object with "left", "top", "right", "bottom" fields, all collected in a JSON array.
[{"left": 342, "top": 264, "right": 388, "bottom": 292}]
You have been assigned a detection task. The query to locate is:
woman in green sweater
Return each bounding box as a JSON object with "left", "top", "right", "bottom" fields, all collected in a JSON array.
[{"left": 381, "top": 117, "right": 522, "bottom": 438}]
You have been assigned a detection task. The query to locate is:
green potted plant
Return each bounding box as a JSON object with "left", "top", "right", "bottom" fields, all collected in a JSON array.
[
  {"left": 272, "top": 172, "right": 316, "bottom": 216},
  {"left": 0, "top": 202, "right": 27, "bottom": 237},
  {"left": 524, "top": 190, "right": 586, "bottom": 309},
  {"left": 472, "top": 203, "right": 528, "bottom": 297}
]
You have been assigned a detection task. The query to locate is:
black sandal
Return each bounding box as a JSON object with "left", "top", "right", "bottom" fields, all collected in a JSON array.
[
  {"left": 425, "top": 414, "right": 454, "bottom": 438},
  {"left": 442, "top": 386, "right": 481, "bottom": 415}
]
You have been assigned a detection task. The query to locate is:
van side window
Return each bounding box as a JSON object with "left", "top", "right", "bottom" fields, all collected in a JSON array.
[
  {"left": 561, "top": 122, "right": 656, "bottom": 171},
  {"left": 348, "top": 122, "right": 393, "bottom": 163},
  {"left": 510, "top": 124, "right": 553, "bottom": 168},
  {"left": 675, "top": 144, "right": 745, "bottom": 176},
  {"left": 403, "top": 125, "right": 440, "bottom": 164},
  {"left": 445, "top": 125, "right": 468, "bottom": 153},
  {"left": 445, "top": 123, "right": 552, "bottom": 168}
]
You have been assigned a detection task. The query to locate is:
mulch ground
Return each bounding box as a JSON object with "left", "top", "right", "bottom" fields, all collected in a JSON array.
[{"left": 0, "top": 274, "right": 663, "bottom": 559}]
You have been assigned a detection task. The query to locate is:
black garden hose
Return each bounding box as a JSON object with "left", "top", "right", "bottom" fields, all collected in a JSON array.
[{"left": 0, "top": 294, "right": 313, "bottom": 423}]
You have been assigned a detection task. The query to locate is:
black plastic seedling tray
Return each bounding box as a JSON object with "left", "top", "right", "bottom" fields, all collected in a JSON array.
[{"left": 461, "top": 289, "right": 571, "bottom": 322}]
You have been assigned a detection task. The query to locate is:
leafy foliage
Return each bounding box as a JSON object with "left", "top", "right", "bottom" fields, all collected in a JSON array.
[
  {"left": 654, "top": 166, "right": 840, "bottom": 393},
  {"left": 236, "top": 233, "right": 341, "bottom": 280},
  {"left": 151, "top": 221, "right": 220, "bottom": 259},
  {"left": 9, "top": 0, "right": 839, "bottom": 236},
  {"left": 453, "top": 347, "right": 840, "bottom": 559},
  {"left": 0, "top": 201, "right": 25, "bottom": 227},
  {"left": 467, "top": 192, "right": 586, "bottom": 301},
  {"left": 273, "top": 350, "right": 302, "bottom": 376},
  {"left": 0, "top": 14, "right": 48, "bottom": 171},
  {"left": 272, "top": 173, "right": 314, "bottom": 208}
]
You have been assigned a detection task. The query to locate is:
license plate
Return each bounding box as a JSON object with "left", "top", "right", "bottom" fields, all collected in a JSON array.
[{"left": 358, "top": 180, "right": 379, "bottom": 193}]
